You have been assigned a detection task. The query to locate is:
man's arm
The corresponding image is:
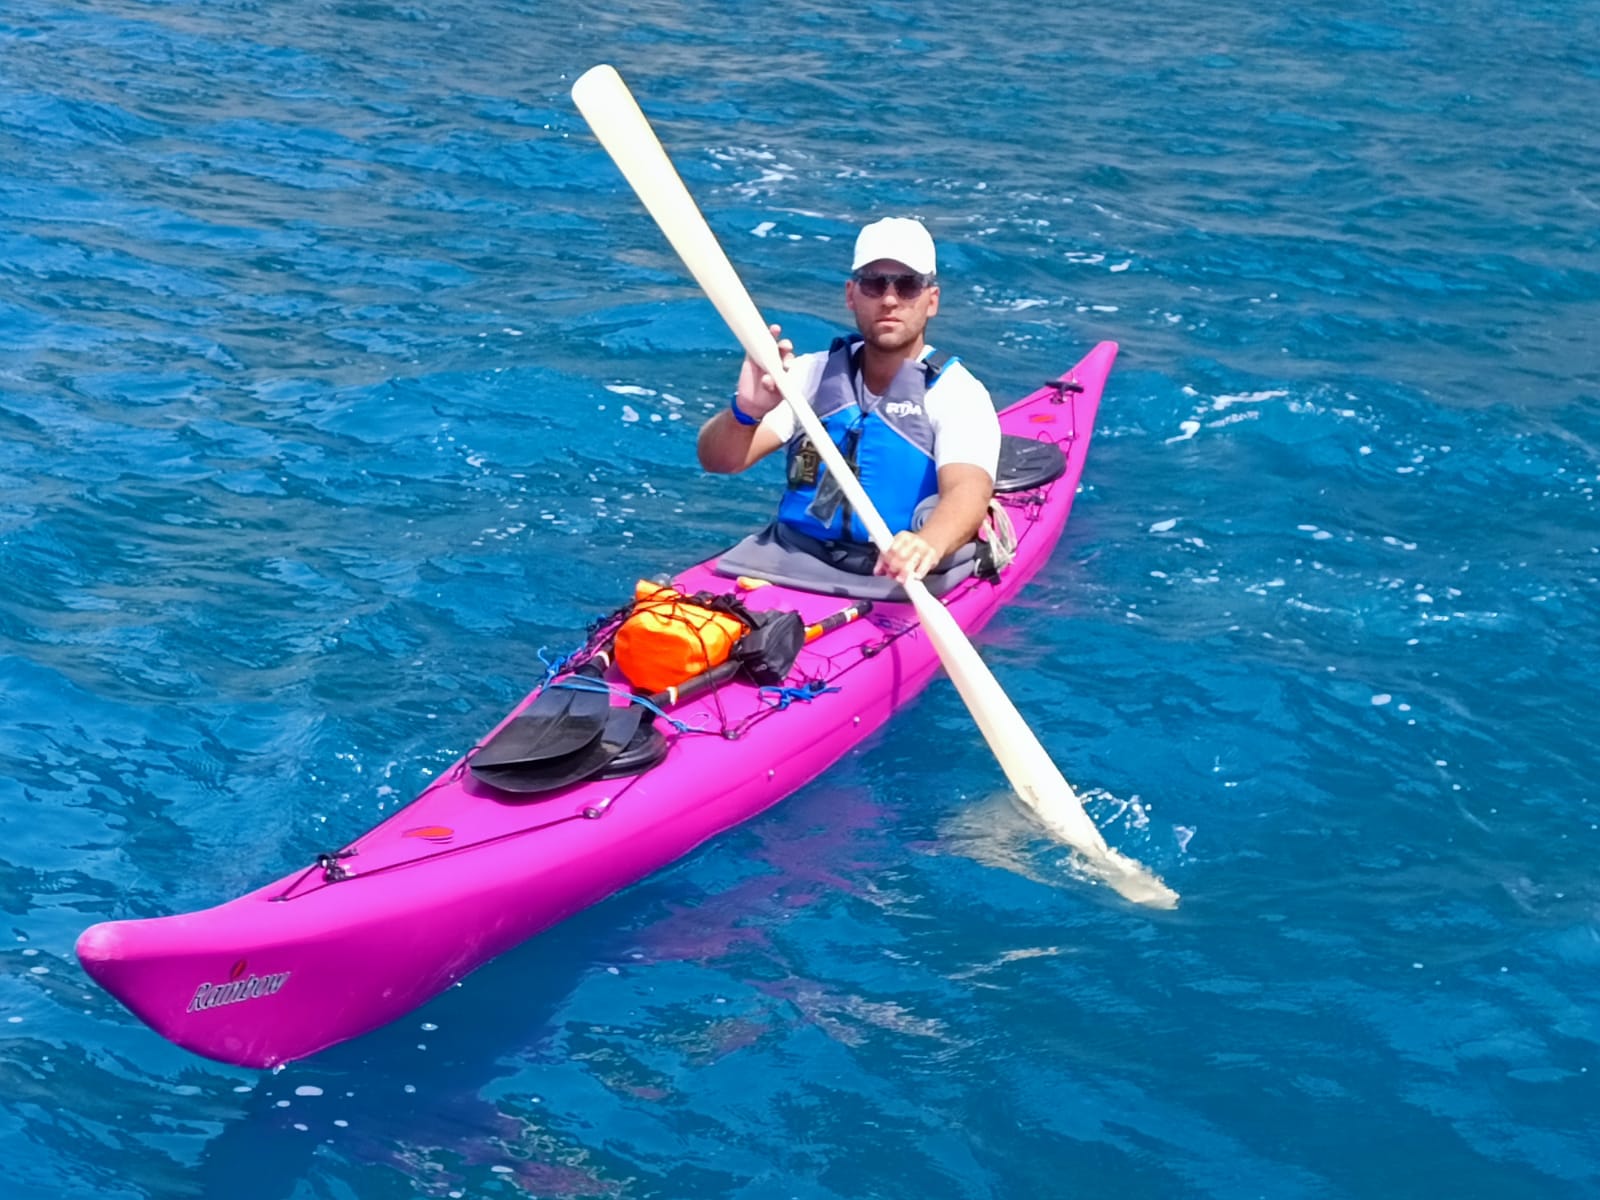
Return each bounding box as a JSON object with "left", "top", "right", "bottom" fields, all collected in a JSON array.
[
  {"left": 876, "top": 359, "right": 1000, "bottom": 583},
  {"left": 696, "top": 322, "right": 795, "bottom": 474},
  {"left": 697, "top": 411, "right": 785, "bottom": 474}
]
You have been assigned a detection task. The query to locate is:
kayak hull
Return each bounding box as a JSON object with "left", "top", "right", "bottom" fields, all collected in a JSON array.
[{"left": 76, "top": 341, "right": 1116, "bottom": 1068}]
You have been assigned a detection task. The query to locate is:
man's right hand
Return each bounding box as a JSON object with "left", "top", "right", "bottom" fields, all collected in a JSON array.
[
  {"left": 698, "top": 324, "right": 792, "bottom": 474},
  {"left": 733, "top": 323, "right": 794, "bottom": 421}
]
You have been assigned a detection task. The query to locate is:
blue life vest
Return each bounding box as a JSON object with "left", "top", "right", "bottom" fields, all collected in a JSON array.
[{"left": 777, "top": 336, "right": 955, "bottom": 543}]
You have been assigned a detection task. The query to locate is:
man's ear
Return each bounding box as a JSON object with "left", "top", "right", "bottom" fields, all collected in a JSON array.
[
  {"left": 844, "top": 278, "right": 858, "bottom": 314},
  {"left": 926, "top": 284, "right": 940, "bottom": 319}
]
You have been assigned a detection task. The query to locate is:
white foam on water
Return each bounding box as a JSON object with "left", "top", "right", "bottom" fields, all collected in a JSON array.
[
  {"left": 1166, "top": 420, "right": 1201, "bottom": 443},
  {"left": 1213, "top": 388, "right": 1288, "bottom": 410}
]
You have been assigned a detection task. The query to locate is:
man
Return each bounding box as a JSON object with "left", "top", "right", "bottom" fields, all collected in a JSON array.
[{"left": 697, "top": 217, "right": 1000, "bottom": 585}]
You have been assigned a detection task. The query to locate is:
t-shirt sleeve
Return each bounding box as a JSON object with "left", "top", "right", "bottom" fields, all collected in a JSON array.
[
  {"left": 929, "top": 362, "right": 1001, "bottom": 479},
  {"left": 755, "top": 351, "right": 829, "bottom": 444}
]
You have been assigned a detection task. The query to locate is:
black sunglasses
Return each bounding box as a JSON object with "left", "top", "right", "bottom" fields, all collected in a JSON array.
[{"left": 852, "top": 271, "right": 934, "bottom": 300}]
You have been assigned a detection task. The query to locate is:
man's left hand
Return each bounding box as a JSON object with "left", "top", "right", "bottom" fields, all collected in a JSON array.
[{"left": 875, "top": 531, "right": 940, "bottom": 583}]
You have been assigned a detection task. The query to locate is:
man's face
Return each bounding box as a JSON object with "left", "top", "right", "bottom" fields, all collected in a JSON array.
[{"left": 846, "top": 258, "right": 940, "bottom": 352}]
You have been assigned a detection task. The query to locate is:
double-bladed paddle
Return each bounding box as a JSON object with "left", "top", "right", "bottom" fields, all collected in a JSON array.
[{"left": 571, "top": 65, "right": 1177, "bottom": 908}]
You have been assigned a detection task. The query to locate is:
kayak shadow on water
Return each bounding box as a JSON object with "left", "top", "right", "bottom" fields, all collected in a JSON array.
[
  {"left": 184, "top": 901, "right": 630, "bottom": 1200},
  {"left": 185, "top": 781, "right": 896, "bottom": 1199}
]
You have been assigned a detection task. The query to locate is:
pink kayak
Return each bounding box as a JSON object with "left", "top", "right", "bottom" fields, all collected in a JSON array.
[{"left": 75, "top": 341, "right": 1117, "bottom": 1068}]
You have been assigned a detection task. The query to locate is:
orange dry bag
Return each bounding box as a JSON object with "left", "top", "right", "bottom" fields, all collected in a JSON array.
[{"left": 613, "top": 580, "right": 749, "bottom": 693}]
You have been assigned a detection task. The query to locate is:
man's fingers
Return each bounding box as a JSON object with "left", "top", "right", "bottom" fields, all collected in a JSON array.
[{"left": 875, "top": 533, "right": 937, "bottom": 582}]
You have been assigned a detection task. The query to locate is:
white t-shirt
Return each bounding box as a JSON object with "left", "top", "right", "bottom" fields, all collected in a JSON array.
[{"left": 757, "top": 346, "right": 1001, "bottom": 478}]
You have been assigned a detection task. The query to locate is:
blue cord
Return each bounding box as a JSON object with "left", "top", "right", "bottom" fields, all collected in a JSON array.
[
  {"left": 534, "top": 645, "right": 580, "bottom": 687},
  {"left": 757, "top": 681, "right": 840, "bottom": 710},
  {"left": 543, "top": 674, "right": 698, "bottom": 734}
]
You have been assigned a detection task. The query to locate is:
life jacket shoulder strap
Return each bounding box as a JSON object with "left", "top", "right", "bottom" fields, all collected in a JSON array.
[{"left": 829, "top": 334, "right": 954, "bottom": 382}]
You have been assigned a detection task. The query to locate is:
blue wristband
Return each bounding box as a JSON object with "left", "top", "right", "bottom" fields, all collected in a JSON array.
[{"left": 729, "top": 394, "right": 760, "bottom": 426}]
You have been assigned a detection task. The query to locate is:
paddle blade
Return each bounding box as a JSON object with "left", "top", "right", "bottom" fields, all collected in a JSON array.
[
  {"left": 908, "top": 583, "right": 1179, "bottom": 910},
  {"left": 474, "top": 706, "right": 645, "bottom": 796},
  {"left": 571, "top": 66, "right": 781, "bottom": 385},
  {"left": 570, "top": 63, "right": 895, "bottom": 552},
  {"left": 471, "top": 685, "right": 610, "bottom": 768}
]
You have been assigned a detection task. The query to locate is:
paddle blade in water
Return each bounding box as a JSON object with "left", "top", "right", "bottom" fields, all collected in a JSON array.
[{"left": 912, "top": 587, "right": 1179, "bottom": 909}]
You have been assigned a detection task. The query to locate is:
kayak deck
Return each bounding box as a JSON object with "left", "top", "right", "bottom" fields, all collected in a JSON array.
[{"left": 75, "top": 342, "right": 1116, "bottom": 1068}]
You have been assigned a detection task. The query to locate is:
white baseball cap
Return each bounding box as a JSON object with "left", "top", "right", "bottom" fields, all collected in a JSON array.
[{"left": 851, "top": 217, "right": 937, "bottom": 276}]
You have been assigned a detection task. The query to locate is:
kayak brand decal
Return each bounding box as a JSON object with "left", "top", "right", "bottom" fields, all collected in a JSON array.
[{"left": 188, "top": 958, "right": 291, "bottom": 1013}]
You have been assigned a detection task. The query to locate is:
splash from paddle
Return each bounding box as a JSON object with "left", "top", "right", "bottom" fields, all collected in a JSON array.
[{"left": 570, "top": 64, "right": 1177, "bottom": 909}]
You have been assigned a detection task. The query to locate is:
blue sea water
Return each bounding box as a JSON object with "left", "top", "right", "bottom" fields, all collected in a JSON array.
[{"left": 3, "top": 0, "right": 1599, "bottom": 1196}]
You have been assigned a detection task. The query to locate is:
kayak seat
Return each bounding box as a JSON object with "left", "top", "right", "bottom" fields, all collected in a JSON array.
[
  {"left": 713, "top": 521, "right": 979, "bottom": 601},
  {"left": 993, "top": 434, "right": 1067, "bottom": 494},
  {"left": 711, "top": 436, "right": 1067, "bottom": 600}
]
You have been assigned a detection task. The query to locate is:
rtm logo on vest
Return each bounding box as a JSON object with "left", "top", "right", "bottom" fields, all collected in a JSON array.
[{"left": 884, "top": 401, "right": 923, "bottom": 418}]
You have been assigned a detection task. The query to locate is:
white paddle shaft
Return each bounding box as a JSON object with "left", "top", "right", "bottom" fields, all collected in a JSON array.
[{"left": 571, "top": 65, "right": 1177, "bottom": 909}]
